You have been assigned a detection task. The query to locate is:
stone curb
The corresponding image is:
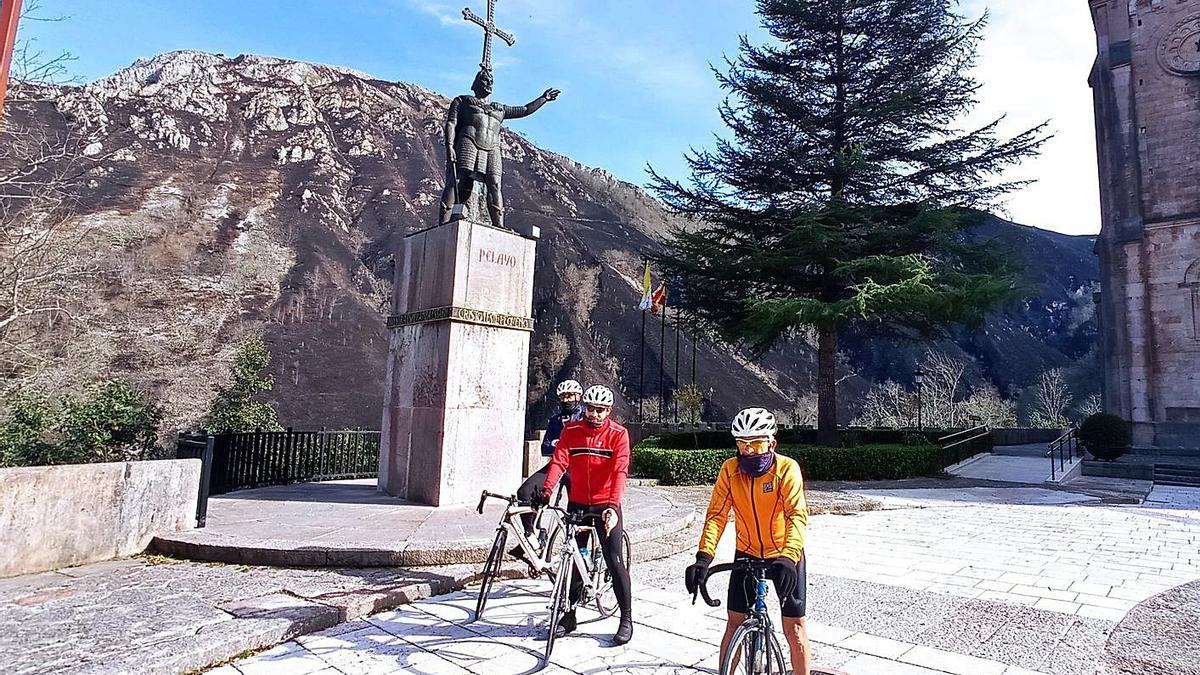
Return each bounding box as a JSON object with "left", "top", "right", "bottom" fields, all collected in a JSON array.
[
  {"left": 120, "top": 517, "right": 698, "bottom": 675},
  {"left": 151, "top": 498, "right": 697, "bottom": 568}
]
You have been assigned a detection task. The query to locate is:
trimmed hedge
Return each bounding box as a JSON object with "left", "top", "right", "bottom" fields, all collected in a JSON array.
[
  {"left": 645, "top": 428, "right": 946, "bottom": 450},
  {"left": 633, "top": 443, "right": 956, "bottom": 485}
]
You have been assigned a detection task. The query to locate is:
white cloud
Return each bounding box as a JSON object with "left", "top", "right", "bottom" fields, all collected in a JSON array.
[{"left": 964, "top": 0, "right": 1101, "bottom": 235}]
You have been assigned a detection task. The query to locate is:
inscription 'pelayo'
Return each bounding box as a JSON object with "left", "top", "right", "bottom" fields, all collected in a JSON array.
[{"left": 477, "top": 247, "right": 518, "bottom": 267}]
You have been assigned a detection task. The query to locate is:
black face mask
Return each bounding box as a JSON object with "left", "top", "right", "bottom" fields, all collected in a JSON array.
[{"left": 560, "top": 401, "right": 581, "bottom": 416}]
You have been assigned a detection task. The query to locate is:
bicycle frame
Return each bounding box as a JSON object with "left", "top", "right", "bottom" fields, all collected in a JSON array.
[
  {"left": 477, "top": 487, "right": 565, "bottom": 576},
  {"left": 697, "top": 560, "right": 788, "bottom": 675}
]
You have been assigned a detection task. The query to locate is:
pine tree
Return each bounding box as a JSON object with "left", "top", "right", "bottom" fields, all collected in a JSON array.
[
  {"left": 650, "top": 0, "right": 1047, "bottom": 445},
  {"left": 204, "top": 336, "right": 283, "bottom": 433}
]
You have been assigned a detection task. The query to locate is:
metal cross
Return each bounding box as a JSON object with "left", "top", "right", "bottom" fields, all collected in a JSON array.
[{"left": 463, "top": 0, "right": 515, "bottom": 72}]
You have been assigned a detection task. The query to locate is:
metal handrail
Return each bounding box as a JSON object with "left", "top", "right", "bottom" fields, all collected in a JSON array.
[
  {"left": 940, "top": 425, "right": 989, "bottom": 451},
  {"left": 1046, "top": 426, "right": 1079, "bottom": 481}
]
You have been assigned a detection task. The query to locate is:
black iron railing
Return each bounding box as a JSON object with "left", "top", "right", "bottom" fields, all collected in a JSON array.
[
  {"left": 177, "top": 428, "right": 380, "bottom": 498},
  {"left": 1047, "top": 427, "right": 1079, "bottom": 481},
  {"left": 938, "top": 425, "right": 992, "bottom": 467}
]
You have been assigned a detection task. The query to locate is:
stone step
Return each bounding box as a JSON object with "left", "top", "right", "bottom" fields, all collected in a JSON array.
[
  {"left": 1156, "top": 478, "right": 1200, "bottom": 488},
  {"left": 1128, "top": 446, "right": 1200, "bottom": 456},
  {"left": 1155, "top": 465, "right": 1200, "bottom": 476}
]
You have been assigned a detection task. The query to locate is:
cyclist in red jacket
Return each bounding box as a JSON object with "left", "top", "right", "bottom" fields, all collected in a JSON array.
[{"left": 536, "top": 384, "right": 633, "bottom": 645}]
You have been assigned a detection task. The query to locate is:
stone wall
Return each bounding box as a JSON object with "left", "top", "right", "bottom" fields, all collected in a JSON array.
[
  {"left": 1090, "top": 0, "right": 1200, "bottom": 440},
  {"left": 0, "top": 460, "right": 201, "bottom": 578}
]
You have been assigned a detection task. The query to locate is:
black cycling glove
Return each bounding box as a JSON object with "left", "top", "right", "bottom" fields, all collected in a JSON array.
[
  {"left": 685, "top": 551, "right": 714, "bottom": 595},
  {"left": 770, "top": 558, "right": 798, "bottom": 597}
]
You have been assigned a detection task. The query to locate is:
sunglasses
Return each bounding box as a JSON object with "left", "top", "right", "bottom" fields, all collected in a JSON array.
[
  {"left": 735, "top": 438, "right": 772, "bottom": 453},
  {"left": 585, "top": 405, "right": 611, "bottom": 414}
]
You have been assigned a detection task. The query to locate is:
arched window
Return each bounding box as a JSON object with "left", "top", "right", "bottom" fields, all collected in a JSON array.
[{"left": 1185, "top": 260, "right": 1200, "bottom": 341}]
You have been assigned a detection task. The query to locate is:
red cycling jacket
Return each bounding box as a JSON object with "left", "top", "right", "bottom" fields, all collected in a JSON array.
[{"left": 543, "top": 417, "right": 630, "bottom": 507}]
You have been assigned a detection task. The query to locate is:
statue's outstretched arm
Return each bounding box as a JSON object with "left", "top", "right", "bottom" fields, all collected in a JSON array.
[{"left": 504, "top": 88, "right": 560, "bottom": 120}]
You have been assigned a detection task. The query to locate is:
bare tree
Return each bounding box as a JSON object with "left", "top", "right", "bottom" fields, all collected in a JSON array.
[
  {"left": 1029, "top": 368, "right": 1073, "bottom": 429},
  {"left": 960, "top": 384, "right": 1017, "bottom": 428},
  {"left": 920, "top": 350, "right": 969, "bottom": 429},
  {"left": 0, "top": 121, "right": 91, "bottom": 393},
  {"left": 853, "top": 381, "right": 913, "bottom": 429},
  {"left": 777, "top": 390, "right": 818, "bottom": 428},
  {"left": 10, "top": 1, "right": 79, "bottom": 86},
  {"left": 1074, "top": 392, "right": 1102, "bottom": 421}
]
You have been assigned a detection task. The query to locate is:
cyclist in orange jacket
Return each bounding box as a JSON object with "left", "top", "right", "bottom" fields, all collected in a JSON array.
[{"left": 684, "top": 407, "right": 811, "bottom": 675}]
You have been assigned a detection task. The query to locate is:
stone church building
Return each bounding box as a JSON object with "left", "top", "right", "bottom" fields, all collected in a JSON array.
[{"left": 1089, "top": 0, "right": 1200, "bottom": 450}]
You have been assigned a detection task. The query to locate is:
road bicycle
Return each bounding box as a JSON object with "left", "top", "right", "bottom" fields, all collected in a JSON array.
[
  {"left": 696, "top": 558, "right": 789, "bottom": 675},
  {"left": 543, "top": 505, "right": 633, "bottom": 663},
  {"left": 473, "top": 486, "right": 566, "bottom": 621}
]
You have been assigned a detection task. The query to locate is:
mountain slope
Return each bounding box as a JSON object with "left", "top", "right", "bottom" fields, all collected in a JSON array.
[{"left": 2, "top": 51, "right": 1099, "bottom": 432}]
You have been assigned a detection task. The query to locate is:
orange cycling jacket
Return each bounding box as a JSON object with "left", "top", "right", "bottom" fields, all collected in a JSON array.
[{"left": 698, "top": 454, "right": 808, "bottom": 562}]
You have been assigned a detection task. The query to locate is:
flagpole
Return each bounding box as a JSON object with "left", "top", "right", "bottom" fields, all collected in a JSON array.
[
  {"left": 659, "top": 305, "right": 666, "bottom": 423},
  {"left": 691, "top": 322, "right": 697, "bottom": 387},
  {"left": 639, "top": 307, "right": 646, "bottom": 425},
  {"left": 674, "top": 313, "right": 681, "bottom": 424}
]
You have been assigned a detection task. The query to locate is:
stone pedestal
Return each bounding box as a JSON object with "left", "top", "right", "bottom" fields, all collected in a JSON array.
[{"left": 379, "top": 218, "right": 537, "bottom": 506}]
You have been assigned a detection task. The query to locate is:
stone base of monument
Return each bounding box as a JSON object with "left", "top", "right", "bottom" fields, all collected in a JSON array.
[
  {"left": 379, "top": 217, "right": 538, "bottom": 507},
  {"left": 151, "top": 479, "right": 697, "bottom": 567}
]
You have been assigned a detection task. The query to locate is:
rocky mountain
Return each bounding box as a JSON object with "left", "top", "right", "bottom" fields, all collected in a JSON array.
[{"left": 1, "top": 51, "right": 1099, "bottom": 433}]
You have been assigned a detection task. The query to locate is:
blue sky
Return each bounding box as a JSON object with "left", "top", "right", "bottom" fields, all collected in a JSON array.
[{"left": 17, "top": 1, "right": 1101, "bottom": 235}]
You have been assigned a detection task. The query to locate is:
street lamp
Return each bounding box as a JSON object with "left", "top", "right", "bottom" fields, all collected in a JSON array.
[{"left": 913, "top": 368, "right": 925, "bottom": 431}]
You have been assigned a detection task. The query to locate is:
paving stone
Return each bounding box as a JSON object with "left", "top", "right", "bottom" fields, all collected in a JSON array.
[
  {"left": 900, "top": 644, "right": 1008, "bottom": 675},
  {"left": 836, "top": 632, "right": 912, "bottom": 659}
]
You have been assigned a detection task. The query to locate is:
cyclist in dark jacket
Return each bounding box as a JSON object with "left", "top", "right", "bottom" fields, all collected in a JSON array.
[{"left": 514, "top": 380, "right": 583, "bottom": 542}]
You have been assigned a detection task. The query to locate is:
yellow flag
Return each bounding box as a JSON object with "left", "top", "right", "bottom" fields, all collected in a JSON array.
[{"left": 639, "top": 261, "right": 652, "bottom": 310}]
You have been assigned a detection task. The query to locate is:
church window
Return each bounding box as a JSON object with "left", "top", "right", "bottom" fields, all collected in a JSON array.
[{"left": 1186, "top": 260, "right": 1200, "bottom": 340}]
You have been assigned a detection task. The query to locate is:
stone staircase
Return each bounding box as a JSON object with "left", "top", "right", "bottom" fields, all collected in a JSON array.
[{"left": 1154, "top": 463, "right": 1200, "bottom": 487}]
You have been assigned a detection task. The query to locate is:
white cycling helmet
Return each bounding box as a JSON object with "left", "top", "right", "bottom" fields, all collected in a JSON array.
[
  {"left": 731, "top": 407, "right": 777, "bottom": 439},
  {"left": 556, "top": 379, "right": 583, "bottom": 397},
  {"left": 582, "top": 385, "right": 615, "bottom": 408}
]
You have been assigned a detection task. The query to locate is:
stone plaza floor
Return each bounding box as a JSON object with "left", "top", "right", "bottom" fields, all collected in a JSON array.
[{"left": 219, "top": 483, "right": 1200, "bottom": 675}]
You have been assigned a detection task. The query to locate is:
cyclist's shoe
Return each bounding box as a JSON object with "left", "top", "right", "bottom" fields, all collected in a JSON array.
[
  {"left": 613, "top": 615, "right": 633, "bottom": 645},
  {"left": 508, "top": 545, "right": 528, "bottom": 562},
  {"left": 554, "top": 610, "right": 577, "bottom": 637}
]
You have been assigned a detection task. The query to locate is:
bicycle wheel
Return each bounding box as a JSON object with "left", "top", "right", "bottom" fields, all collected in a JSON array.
[
  {"left": 544, "top": 552, "right": 572, "bottom": 663},
  {"left": 764, "top": 629, "right": 788, "bottom": 674},
  {"left": 540, "top": 523, "right": 564, "bottom": 582},
  {"left": 720, "top": 622, "right": 764, "bottom": 675},
  {"left": 594, "top": 530, "right": 632, "bottom": 618},
  {"left": 474, "top": 526, "right": 507, "bottom": 621}
]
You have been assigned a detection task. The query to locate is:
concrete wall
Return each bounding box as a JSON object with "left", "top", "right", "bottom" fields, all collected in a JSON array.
[{"left": 0, "top": 459, "right": 200, "bottom": 578}]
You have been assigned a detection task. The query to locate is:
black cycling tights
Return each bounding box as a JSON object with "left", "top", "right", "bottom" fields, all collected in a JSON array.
[{"left": 567, "top": 503, "right": 632, "bottom": 618}]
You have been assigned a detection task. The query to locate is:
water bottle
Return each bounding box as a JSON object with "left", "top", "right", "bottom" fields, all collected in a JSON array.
[
  {"left": 755, "top": 579, "right": 770, "bottom": 612},
  {"left": 579, "top": 544, "right": 591, "bottom": 571}
]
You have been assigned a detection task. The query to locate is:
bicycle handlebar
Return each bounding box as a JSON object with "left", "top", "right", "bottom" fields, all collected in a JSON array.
[
  {"left": 476, "top": 490, "right": 517, "bottom": 515},
  {"left": 694, "top": 559, "right": 775, "bottom": 607},
  {"left": 694, "top": 562, "right": 736, "bottom": 607}
]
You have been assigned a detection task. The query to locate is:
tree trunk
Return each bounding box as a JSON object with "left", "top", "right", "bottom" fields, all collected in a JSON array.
[{"left": 816, "top": 325, "right": 839, "bottom": 446}]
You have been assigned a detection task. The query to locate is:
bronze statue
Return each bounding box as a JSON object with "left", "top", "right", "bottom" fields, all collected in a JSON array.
[{"left": 438, "top": 1, "right": 559, "bottom": 230}]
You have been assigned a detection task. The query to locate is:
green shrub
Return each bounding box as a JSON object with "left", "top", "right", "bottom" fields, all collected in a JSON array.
[
  {"left": 204, "top": 336, "right": 283, "bottom": 433},
  {"left": 1, "top": 382, "right": 164, "bottom": 467},
  {"left": 1078, "top": 413, "right": 1131, "bottom": 461},
  {"left": 633, "top": 443, "right": 949, "bottom": 485},
  {"left": 59, "top": 381, "right": 164, "bottom": 463},
  {"left": 640, "top": 428, "right": 947, "bottom": 450},
  {"left": 0, "top": 391, "right": 61, "bottom": 467}
]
